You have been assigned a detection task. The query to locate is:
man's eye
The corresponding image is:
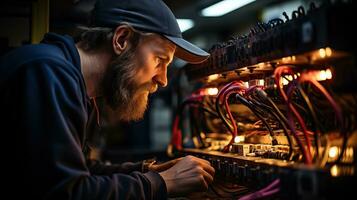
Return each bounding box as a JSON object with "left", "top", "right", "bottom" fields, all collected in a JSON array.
[{"left": 157, "top": 57, "right": 164, "bottom": 63}]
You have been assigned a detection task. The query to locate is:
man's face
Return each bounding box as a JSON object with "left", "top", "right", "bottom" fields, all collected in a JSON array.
[{"left": 104, "top": 33, "right": 175, "bottom": 122}]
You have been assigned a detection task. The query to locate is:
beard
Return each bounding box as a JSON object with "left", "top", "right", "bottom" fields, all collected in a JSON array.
[{"left": 102, "top": 48, "right": 157, "bottom": 122}]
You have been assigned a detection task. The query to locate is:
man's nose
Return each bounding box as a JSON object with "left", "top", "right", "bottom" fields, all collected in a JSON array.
[{"left": 154, "top": 66, "right": 168, "bottom": 87}]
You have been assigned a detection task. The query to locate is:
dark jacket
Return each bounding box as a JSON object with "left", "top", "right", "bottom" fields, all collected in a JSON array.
[{"left": 0, "top": 33, "right": 167, "bottom": 199}]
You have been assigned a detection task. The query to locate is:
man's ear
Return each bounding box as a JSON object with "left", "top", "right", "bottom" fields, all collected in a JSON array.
[{"left": 112, "top": 25, "right": 132, "bottom": 55}]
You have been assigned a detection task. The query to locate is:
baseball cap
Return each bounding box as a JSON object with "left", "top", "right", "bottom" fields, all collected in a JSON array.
[{"left": 91, "top": 0, "right": 209, "bottom": 64}]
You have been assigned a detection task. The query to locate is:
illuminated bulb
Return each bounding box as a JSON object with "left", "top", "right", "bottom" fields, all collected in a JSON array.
[
  {"left": 325, "top": 47, "right": 332, "bottom": 57},
  {"left": 286, "top": 75, "right": 293, "bottom": 81},
  {"left": 282, "top": 56, "right": 291, "bottom": 62},
  {"left": 319, "top": 48, "right": 326, "bottom": 58},
  {"left": 258, "top": 62, "right": 265, "bottom": 68},
  {"left": 292, "top": 56, "right": 296, "bottom": 61},
  {"left": 282, "top": 78, "right": 289, "bottom": 86},
  {"left": 234, "top": 136, "right": 245, "bottom": 143},
  {"left": 207, "top": 74, "right": 219, "bottom": 82},
  {"left": 330, "top": 165, "right": 339, "bottom": 177},
  {"left": 329, "top": 146, "right": 339, "bottom": 158},
  {"left": 316, "top": 70, "right": 327, "bottom": 81},
  {"left": 325, "top": 69, "right": 332, "bottom": 79},
  {"left": 207, "top": 87, "right": 218, "bottom": 96},
  {"left": 244, "top": 82, "right": 249, "bottom": 88}
]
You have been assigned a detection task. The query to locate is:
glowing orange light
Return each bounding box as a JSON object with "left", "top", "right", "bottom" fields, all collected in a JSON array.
[
  {"left": 207, "top": 74, "right": 219, "bottom": 82},
  {"left": 282, "top": 56, "right": 291, "bottom": 62},
  {"left": 330, "top": 165, "right": 339, "bottom": 177},
  {"left": 329, "top": 146, "right": 339, "bottom": 158},
  {"left": 243, "top": 82, "right": 249, "bottom": 88},
  {"left": 234, "top": 136, "right": 245, "bottom": 143},
  {"left": 325, "top": 47, "right": 332, "bottom": 57},
  {"left": 281, "top": 77, "right": 289, "bottom": 86},
  {"left": 206, "top": 87, "right": 218, "bottom": 96},
  {"left": 319, "top": 48, "right": 326, "bottom": 58},
  {"left": 325, "top": 69, "right": 332, "bottom": 79},
  {"left": 315, "top": 69, "right": 333, "bottom": 81},
  {"left": 317, "top": 71, "right": 327, "bottom": 81}
]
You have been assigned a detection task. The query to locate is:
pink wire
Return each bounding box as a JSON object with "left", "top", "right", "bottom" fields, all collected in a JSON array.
[{"left": 239, "top": 179, "right": 280, "bottom": 200}]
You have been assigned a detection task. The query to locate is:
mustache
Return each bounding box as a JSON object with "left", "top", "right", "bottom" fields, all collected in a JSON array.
[
  {"left": 149, "top": 84, "right": 158, "bottom": 93},
  {"left": 139, "top": 82, "right": 158, "bottom": 94}
]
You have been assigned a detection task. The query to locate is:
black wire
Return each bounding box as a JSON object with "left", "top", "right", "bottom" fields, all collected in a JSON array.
[
  {"left": 249, "top": 97, "right": 294, "bottom": 160},
  {"left": 234, "top": 93, "right": 275, "bottom": 138},
  {"left": 297, "top": 85, "right": 321, "bottom": 162},
  {"left": 302, "top": 83, "right": 349, "bottom": 165},
  {"left": 253, "top": 89, "right": 295, "bottom": 160},
  {"left": 254, "top": 90, "right": 290, "bottom": 127},
  {"left": 308, "top": 85, "right": 350, "bottom": 165}
]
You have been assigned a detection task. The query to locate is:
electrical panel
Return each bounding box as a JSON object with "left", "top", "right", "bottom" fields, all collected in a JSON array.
[{"left": 169, "top": 1, "right": 357, "bottom": 199}]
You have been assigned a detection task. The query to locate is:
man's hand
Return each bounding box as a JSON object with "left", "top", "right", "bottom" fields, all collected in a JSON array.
[{"left": 158, "top": 155, "right": 215, "bottom": 197}]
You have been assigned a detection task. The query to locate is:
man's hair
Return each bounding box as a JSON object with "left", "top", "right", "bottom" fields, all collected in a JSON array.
[
  {"left": 74, "top": 24, "right": 143, "bottom": 52},
  {"left": 75, "top": 27, "right": 114, "bottom": 51}
]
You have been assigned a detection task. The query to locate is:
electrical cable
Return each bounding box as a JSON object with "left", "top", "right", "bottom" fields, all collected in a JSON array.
[
  {"left": 220, "top": 84, "right": 247, "bottom": 151},
  {"left": 235, "top": 93, "right": 275, "bottom": 138},
  {"left": 216, "top": 82, "right": 241, "bottom": 134},
  {"left": 249, "top": 90, "right": 294, "bottom": 160},
  {"left": 298, "top": 71, "right": 346, "bottom": 164},
  {"left": 274, "top": 66, "right": 312, "bottom": 164},
  {"left": 238, "top": 179, "right": 280, "bottom": 200},
  {"left": 297, "top": 85, "right": 322, "bottom": 162},
  {"left": 215, "top": 81, "right": 246, "bottom": 152}
]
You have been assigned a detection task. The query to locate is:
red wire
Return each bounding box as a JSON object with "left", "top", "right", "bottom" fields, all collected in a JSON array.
[
  {"left": 274, "top": 66, "right": 313, "bottom": 164},
  {"left": 219, "top": 83, "right": 246, "bottom": 152},
  {"left": 286, "top": 80, "right": 314, "bottom": 154}
]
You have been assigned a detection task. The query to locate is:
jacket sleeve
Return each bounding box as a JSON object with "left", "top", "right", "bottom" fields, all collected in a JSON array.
[
  {"left": 12, "top": 59, "right": 167, "bottom": 200},
  {"left": 87, "top": 159, "right": 144, "bottom": 175}
]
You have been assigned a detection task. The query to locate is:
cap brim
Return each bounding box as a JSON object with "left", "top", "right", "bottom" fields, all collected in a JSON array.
[{"left": 163, "top": 35, "right": 210, "bottom": 64}]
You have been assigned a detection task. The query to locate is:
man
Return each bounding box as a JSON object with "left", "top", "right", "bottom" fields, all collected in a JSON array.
[{"left": 0, "top": 0, "right": 214, "bottom": 199}]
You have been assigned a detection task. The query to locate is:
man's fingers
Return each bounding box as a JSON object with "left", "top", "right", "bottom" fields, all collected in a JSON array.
[
  {"left": 202, "top": 163, "right": 215, "bottom": 177},
  {"left": 151, "top": 157, "right": 184, "bottom": 172},
  {"left": 200, "top": 167, "right": 214, "bottom": 184},
  {"left": 187, "top": 156, "right": 215, "bottom": 177},
  {"left": 190, "top": 156, "right": 211, "bottom": 166}
]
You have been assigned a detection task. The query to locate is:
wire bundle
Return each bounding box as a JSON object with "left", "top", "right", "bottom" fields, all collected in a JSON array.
[
  {"left": 274, "top": 66, "right": 345, "bottom": 165},
  {"left": 215, "top": 81, "right": 247, "bottom": 152},
  {"left": 171, "top": 66, "right": 348, "bottom": 167}
]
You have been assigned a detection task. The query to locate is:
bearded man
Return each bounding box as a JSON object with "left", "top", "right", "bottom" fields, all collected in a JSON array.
[{"left": 0, "top": 0, "right": 214, "bottom": 199}]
